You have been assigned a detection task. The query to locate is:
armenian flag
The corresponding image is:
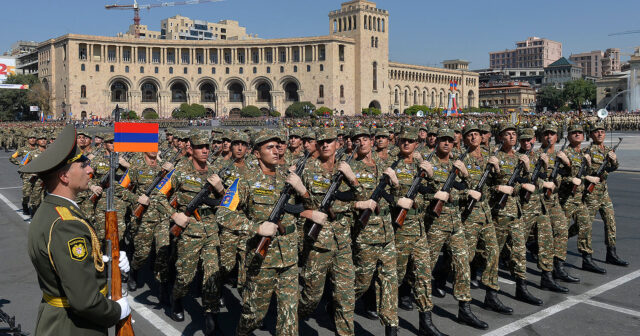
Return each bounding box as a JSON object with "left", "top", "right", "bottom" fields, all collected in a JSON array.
[
  {"left": 118, "top": 169, "right": 131, "bottom": 189},
  {"left": 219, "top": 178, "right": 240, "bottom": 211},
  {"left": 114, "top": 122, "right": 158, "bottom": 152},
  {"left": 20, "top": 152, "right": 30, "bottom": 165},
  {"left": 156, "top": 169, "right": 175, "bottom": 196}
]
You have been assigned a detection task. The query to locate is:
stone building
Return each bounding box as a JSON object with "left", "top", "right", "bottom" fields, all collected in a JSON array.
[
  {"left": 118, "top": 15, "right": 258, "bottom": 41},
  {"left": 569, "top": 48, "right": 621, "bottom": 78},
  {"left": 479, "top": 81, "right": 536, "bottom": 114},
  {"left": 543, "top": 57, "right": 582, "bottom": 89},
  {"left": 489, "top": 37, "right": 562, "bottom": 69},
  {"left": 37, "top": 0, "right": 478, "bottom": 119}
]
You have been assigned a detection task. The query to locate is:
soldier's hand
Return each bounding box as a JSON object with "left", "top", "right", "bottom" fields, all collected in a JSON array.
[
  {"left": 519, "top": 155, "right": 531, "bottom": 172},
  {"left": 309, "top": 210, "right": 328, "bottom": 225},
  {"left": 585, "top": 175, "right": 600, "bottom": 184},
  {"left": 522, "top": 183, "right": 535, "bottom": 193},
  {"left": 557, "top": 151, "right": 570, "bottom": 166},
  {"left": 337, "top": 161, "right": 357, "bottom": 184},
  {"left": 118, "top": 157, "right": 131, "bottom": 169},
  {"left": 453, "top": 160, "right": 469, "bottom": 177},
  {"left": 607, "top": 151, "right": 617, "bottom": 163},
  {"left": 467, "top": 190, "right": 481, "bottom": 201},
  {"left": 257, "top": 221, "right": 278, "bottom": 237},
  {"left": 286, "top": 172, "right": 307, "bottom": 196},
  {"left": 137, "top": 194, "right": 150, "bottom": 206},
  {"left": 162, "top": 161, "right": 174, "bottom": 171},
  {"left": 584, "top": 154, "right": 592, "bottom": 167},
  {"left": 171, "top": 212, "right": 190, "bottom": 228},
  {"left": 542, "top": 181, "right": 556, "bottom": 191},
  {"left": 419, "top": 161, "right": 434, "bottom": 178},
  {"left": 90, "top": 185, "right": 103, "bottom": 196},
  {"left": 118, "top": 251, "right": 130, "bottom": 273},
  {"left": 434, "top": 191, "right": 450, "bottom": 202},
  {"left": 540, "top": 153, "right": 550, "bottom": 168},
  {"left": 412, "top": 151, "right": 424, "bottom": 163},
  {"left": 355, "top": 199, "right": 377, "bottom": 211},
  {"left": 571, "top": 177, "right": 582, "bottom": 186},
  {"left": 488, "top": 156, "right": 500, "bottom": 173},
  {"left": 383, "top": 168, "right": 400, "bottom": 187},
  {"left": 497, "top": 185, "right": 513, "bottom": 195},
  {"left": 396, "top": 197, "right": 413, "bottom": 210},
  {"left": 116, "top": 297, "right": 131, "bottom": 320},
  {"left": 207, "top": 174, "right": 224, "bottom": 194}
]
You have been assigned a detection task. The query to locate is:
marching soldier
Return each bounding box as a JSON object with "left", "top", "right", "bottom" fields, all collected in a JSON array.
[{"left": 10, "top": 131, "right": 37, "bottom": 214}]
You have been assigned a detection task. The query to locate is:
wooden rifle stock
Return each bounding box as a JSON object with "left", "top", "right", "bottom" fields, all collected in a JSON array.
[
  {"left": 394, "top": 149, "right": 436, "bottom": 227},
  {"left": 585, "top": 137, "right": 623, "bottom": 194}
]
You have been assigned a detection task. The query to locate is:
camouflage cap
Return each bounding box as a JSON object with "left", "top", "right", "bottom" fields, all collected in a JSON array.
[
  {"left": 231, "top": 131, "right": 250, "bottom": 144},
  {"left": 437, "top": 128, "right": 455, "bottom": 140},
  {"left": 36, "top": 132, "right": 47, "bottom": 140},
  {"left": 317, "top": 128, "right": 338, "bottom": 141},
  {"left": 94, "top": 133, "right": 105, "bottom": 140},
  {"left": 190, "top": 131, "right": 210, "bottom": 146},
  {"left": 451, "top": 123, "right": 463, "bottom": 133},
  {"left": 302, "top": 128, "right": 316, "bottom": 140},
  {"left": 479, "top": 123, "right": 492, "bottom": 133},
  {"left": 398, "top": 126, "right": 419, "bottom": 140},
  {"left": 103, "top": 133, "right": 115, "bottom": 142},
  {"left": 289, "top": 127, "right": 305, "bottom": 138},
  {"left": 498, "top": 122, "right": 517, "bottom": 134},
  {"left": 427, "top": 125, "right": 439, "bottom": 135},
  {"left": 567, "top": 123, "right": 584, "bottom": 133},
  {"left": 541, "top": 122, "right": 558, "bottom": 133},
  {"left": 588, "top": 120, "right": 605, "bottom": 132},
  {"left": 166, "top": 127, "right": 176, "bottom": 135},
  {"left": 518, "top": 128, "right": 535, "bottom": 139},
  {"left": 350, "top": 127, "right": 370, "bottom": 139},
  {"left": 19, "top": 125, "right": 85, "bottom": 174},
  {"left": 252, "top": 129, "right": 282, "bottom": 147},
  {"left": 220, "top": 130, "right": 232, "bottom": 141},
  {"left": 462, "top": 123, "right": 481, "bottom": 135},
  {"left": 76, "top": 130, "right": 89, "bottom": 138},
  {"left": 374, "top": 128, "right": 391, "bottom": 138}
]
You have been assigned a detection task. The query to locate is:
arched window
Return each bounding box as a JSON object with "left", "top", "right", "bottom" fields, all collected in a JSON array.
[
  {"left": 439, "top": 92, "right": 444, "bottom": 107},
  {"left": 395, "top": 89, "right": 399, "bottom": 104},
  {"left": 372, "top": 62, "right": 377, "bottom": 91},
  {"left": 382, "top": 19, "right": 385, "bottom": 32},
  {"left": 363, "top": 15, "right": 367, "bottom": 29},
  {"left": 110, "top": 81, "right": 128, "bottom": 102},
  {"left": 375, "top": 37, "right": 378, "bottom": 48},
  {"left": 333, "top": 19, "right": 337, "bottom": 33},
  {"left": 140, "top": 66, "right": 144, "bottom": 73},
  {"left": 371, "top": 37, "right": 375, "bottom": 47},
  {"left": 141, "top": 82, "right": 158, "bottom": 102},
  {"left": 353, "top": 15, "right": 357, "bottom": 29},
  {"left": 170, "top": 82, "right": 187, "bottom": 102},
  {"left": 369, "top": 16, "right": 372, "bottom": 30},
  {"left": 340, "top": 85, "right": 344, "bottom": 98},
  {"left": 256, "top": 82, "right": 271, "bottom": 102},
  {"left": 414, "top": 90, "right": 418, "bottom": 105},
  {"left": 319, "top": 85, "right": 324, "bottom": 98},
  {"left": 80, "top": 85, "right": 86, "bottom": 98},
  {"left": 229, "top": 82, "right": 244, "bottom": 102},
  {"left": 404, "top": 90, "right": 408, "bottom": 105},
  {"left": 285, "top": 82, "right": 299, "bottom": 102},
  {"left": 423, "top": 90, "right": 426, "bottom": 105},
  {"left": 348, "top": 17, "right": 352, "bottom": 30},
  {"left": 378, "top": 18, "right": 381, "bottom": 31},
  {"left": 81, "top": 64, "right": 85, "bottom": 71},
  {"left": 200, "top": 83, "right": 216, "bottom": 102},
  {"left": 338, "top": 18, "right": 342, "bottom": 32}
]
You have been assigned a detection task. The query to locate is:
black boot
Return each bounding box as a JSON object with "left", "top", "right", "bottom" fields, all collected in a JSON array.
[
  {"left": 22, "top": 202, "right": 29, "bottom": 215},
  {"left": 398, "top": 282, "right": 414, "bottom": 311},
  {"left": 385, "top": 326, "right": 398, "bottom": 336},
  {"left": 582, "top": 253, "right": 606, "bottom": 274},
  {"left": 540, "top": 271, "right": 569, "bottom": 293},
  {"left": 419, "top": 311, "right": 447, "bottom": 336},
  {"left": 606, "top": 246, "right": 629, "bottom": 267},
  {"left": 127, "top": 269, "right": 138, "bottom": 292},
  {"left": 203, "top": 312, "right": 217, "bottom": 336},
  {"left": 515, "top": 278, "right": 543, "bottom": 306},
  {"left": 170, "top": 297, "right": 184, "bottom": 321},
  {"left": 553, "top": 257, "right": 580, "bottom": 283},
  {"left": 484, "top": 288, "right": 513, "bottom": 315},
  {"left": 457, "top": 301, "right": 488, "bottom": 330},
  {"left": 157, "top": 282, "right": 170, "bottom": 305},
  {"left": 363, "top": 288, "right": 378, "bottom": 320}
]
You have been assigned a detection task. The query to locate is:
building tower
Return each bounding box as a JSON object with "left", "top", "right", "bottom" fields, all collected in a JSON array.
[{"left": 329, "top": 0, "right": 389, "bottom": 114}]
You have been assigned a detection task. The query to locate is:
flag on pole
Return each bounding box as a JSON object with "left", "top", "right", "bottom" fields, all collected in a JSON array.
[{"left": 114, "top": 122, "right": 159, "bottom": 152}]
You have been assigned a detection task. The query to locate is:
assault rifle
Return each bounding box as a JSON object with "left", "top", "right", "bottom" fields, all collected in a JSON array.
[
  {"left": 521, "top": 144, "right": 550, "bottom": 203},
  {"left": 586, "top": 137, "right": 623, "bottom": 193},
  {"left": 572, "top": 155, "right": 588, "bottom": 195},
  {"left": 90, "top": 152, "right": 135, "bottom": 204},
  {"left": 429, "top": 148, "right": 471, "bottom": 217},
  {"left": 307, "top": 145, "right": 359, "bottom": 241},
  {"left": 169, "top": 157, "right": 240, "bottom": 237},
  {"left": 393, "top": 148, "right": 436, "bottom": 227},
  {"left": 543, "top": 139, "right": 568, "bottom": 199},
  {"left": 358, "top": 158, "right": 402, "bottom": 226},
  {"left": 255, "top": 151, "right": 312, "bottom": 258},
  {"left": 132, "top": 150, "right": 182, "bottom": 219},
  {"left": 462, "top": 144, "right": 503, "bottom": 218},
  {"left": 496, "top": 145, "right": 530, "bottom": 210},
  {"left": 0, "top": 307, "right": 28, "bottom": 336}
]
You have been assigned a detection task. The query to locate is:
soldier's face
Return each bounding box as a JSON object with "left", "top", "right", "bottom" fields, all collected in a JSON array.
[
  {"left": 500, "top": 130, "right": 517, "bottom": 147},
  {"left": 454, "top": 132, "right": 462, "bottom": 145},
  {"left": 436, "top": 137, "right": 453, "bottom": 154},
  {"left": 354, "top": 135, "right": 372, "bottom": 155},
  {"left": 303, "top": 139, "right": 317, "bottom": 154},
  {"left": 398, "top": 138, "right": 417, "bottom": 156},
  {"left": 66, "top": 161, "right": 93, "bottom": 192},
  {"left": 277, "top": 142, "right": 286, "bottom": 155},
  {"left": 37, "top": 139, "right": 47, "bottom": 147},
  {"left": 256, "top": 141, "right": 280, "bottom": 166},
  {"left": 464, "top": 131, "right": 482, "bottom": 148},
  {"left": 481, "top": 131, "right": 491, "bottom": 144},
  {"left": 316, "top": 139, "right": 336, "bottom": 160},
  {"left": 427, "top": 134, "right": 437, "bottom": 147},
  {"left": 519, "top": 138, "right": 533, "bottom": 151},
  {"left": 418, "top": 130, "right": 428, "bottom": 140},
  {"left": 105, "top": 141, "right": 114, "bottom": 152},
  {"left": 590, "top": 129, "right": 606, "bottom": 144},
  {"left": 94, "top": 138, "right": 103, "bottom": 146},
  {"left": 289, "top": 136, "right": 302, "bottom": 149},
  {"left": 28, "top": 137, "right": 37, "bottom": 145},
  {"left": 569, "top": 131, "right": 584, "bottom": 145},
  {"left": 542, "top": 132, "right": 557, "bottom": 146},
  {"left": 231, "top": 141, "right": 247, "bottom": 159},
  {"left": 192, "top": 144, "right": 209, "bottom": 163},
  {"left": 222, "top": 140, "right": 231, "bottom": 151},
  {"left": 375, "top": 136, "right": 389, "bottom": 149}
]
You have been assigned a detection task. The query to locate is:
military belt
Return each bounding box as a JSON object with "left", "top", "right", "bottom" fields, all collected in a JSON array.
[{"left": 43, "top": 285, "right": 108, "bottom": 308}]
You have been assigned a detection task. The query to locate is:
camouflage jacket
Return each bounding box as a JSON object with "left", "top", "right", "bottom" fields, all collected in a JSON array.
[
  {"left": 461, "top": 148, "right": 494, "bottom": 223},
  {"left": 424, "top": 155, "right": 468, "bottom": 231},
  {"left": 126, "top": 157, "right": 173, "bottom": 221},
  {"left": 391, "top": 156, "right": 427, "bottom": 237},
  {"left": 559, "top": 145, "right": 588, "bottom": 200},
  {"left": 10, "top": 145, "right": 36, "bottom": 166},
  {"left": 490, "top": 150, "right": 526, "bottom": 218},
  {"left": 584, "top": 142, "right": 619, "bottom": 189}
]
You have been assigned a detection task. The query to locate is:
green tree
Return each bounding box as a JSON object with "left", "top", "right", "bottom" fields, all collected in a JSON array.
[
  {"left": 269, "top": 110, "right": 281, "bottom": 117},
  {"left": 537, "top": 86, "right": 565, "bottom": 111},
  {"left": 403, "top": 105, "right": 431, "bottom": 115},
  {"left": 142, "top": 109, "right": 159, "bottom": 119},
  {"left": 241, "top": 105, "right": 262, "bottom": 117},
  {"left": 187, "top": 103, "right": 206, "bottom": 118},
  {"left": 362, "top": 107, "right": 381, "bottom": 116},
  {"left": 0, "top": 74, "right": 40, "bottom": 120},
  {"left": 285, "top": 101, "right": 315, "bottom": 118},
  {"left": 563, "top": 79, "right": 596, "bottom": 111},
  {"left": 315, "top": 106, "right": 332, "bottom": 116}
]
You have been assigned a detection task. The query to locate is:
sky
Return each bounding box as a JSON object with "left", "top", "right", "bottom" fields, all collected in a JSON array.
[{"left": 2, "top": 0, "right": 639, "bottom": 69}]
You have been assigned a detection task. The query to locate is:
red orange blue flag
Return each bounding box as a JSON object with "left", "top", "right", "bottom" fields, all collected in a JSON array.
[{"left": 114, "top": 122, "right": 159, "bottom": 152}]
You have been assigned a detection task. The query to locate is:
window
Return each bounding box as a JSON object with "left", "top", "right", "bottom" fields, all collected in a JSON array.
[
  {"left": 125, "top": 66, "right": 129, "bottom": 73},
  {"left": 404, "top": 90, "right": 408, "bottom": 105},
  {"left": 319, "top": 85, "right": 324, "bottom": 98},
  {"left": 140, "top": 66, "right": 144, "bottom": 73},
  {"left": 339, "top": 45, "right": 345, "bottom": 61},
  {"left": 375, "top": 37, "right": 378, "bottom": 48},
  {"left": 154, "top": 67, "right": 159, "bottom": 74},
  {"left": 80, "top": 85, "right": 86, "bottom": 98},
  {"left": 340, "top": 85, "right": 344, "bottom": 98},
  {"left": 141, "top": 82, "right": 158, "bottom": 102},
  {"left": 395, "top": 89, "right": 398, "bottom": 104},
  {"left": 110, "top": 65, "right": 114, "bottom": 72},
  {"left": 225, "top": 67, "right": 229, "bottom": 74},
  {"left": 280, "top": 66, "right": 284, "bottom": 73},
  {"left": 293, "top": 66, "right": 297, "bottom": 72},
  {"left": 239, "top": 67, "right": 243, "bottom": 74},
  {"left": 211, "top": 67, "right": 216, "bottom": 74},
  {"left": 372, "top": 62, "right": 377, "bottom": 91},
  {"left": 371, "top": 37, "right": 375, "bottom": 47},
  {"left": 266, "top": 66, "right": 271, "bottom": 73},
  {"left": 307, "top": 65, "right": 311, "bottom": 72},
  {"left": 340, "top": 65, "right": 343, "bottom": 72},
  {"left": 169, "top": 67, "right": 173, "bottom": 74},
  {"left": 279, "top": 49, "right": 286, "bottom": 63},
  {"left": 81, "top": 64, "right": 85, "bottom": 71},
  {"left": 95, "top": 65, "right": 99, "bottom": 72},
  {"left": 183, "top": 67, "right": 187, "bottom": 74},
  {"left": 253, "top": 67, "right": 257, "bottom": 74},
  {"left": 320, "top": 64, "right": 324, "bottom": 71}
]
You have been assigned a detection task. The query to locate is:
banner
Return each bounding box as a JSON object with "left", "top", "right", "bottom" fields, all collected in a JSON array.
[
  {"left": 0, "top": 84, "right": 28, "bottom": 90},
  {"left": 0, "top": 58, "right": 16, "bottom": 83}
]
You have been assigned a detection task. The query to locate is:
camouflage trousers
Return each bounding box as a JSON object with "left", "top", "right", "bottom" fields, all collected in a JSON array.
[
  {"left": 463, "top": 208, "right": 500, "bottom": 291},
  {"left": 172, "top": 233, "right": 220, "bottom": 313},
  {"left": 563, "top": 196, "right": 592, "bottom": 254},
  {"left": 28, "top": 178, "right": 44, "bottom": 213},
  {"left": 219, "top": 227, "right": 248, "bottom": 293},
  {"left": 521, "top": 209, "right": 553, "bottom": 272},
  {"left": 299, "top": 237, "right": 354, "bottom": 335},
  {"left": 236, "top": 264, "right": 298, "bottom": 336},
  {"left": 130, "top": 219, "right": 171, "bottom": 283},
  {"left": 21, "top": 174, "right": 32, "bottom": 206},
  {"left": 427, "top": 214, "right": 471, "bottom": 302},
  {"left": 494, "top": 215, "right": 527, "bottom": 280},
  {"left": 395, "top": 233, "right": 433, "bottom": 312},
  {"left": 353, "top": 240, "right": 398, "bottom": 327},
  {"left": 543, "top": 197, "right": 569, "bottom": 261},
  {"left": 584, "top": 187, "right": 617, "bottom": 248}
]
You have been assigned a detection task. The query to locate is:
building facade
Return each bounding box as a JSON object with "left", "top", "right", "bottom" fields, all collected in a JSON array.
[
  {"left": 118, "top": 15, "right": 258, "bottom": 41},
  {"left": 38, "top": 0, "right": 478, "bottom": 119},
  {"left": 479, "top": 81, "right": 536, "bottom": 113},
  {"left": 489, "top": 37, "right": 562, "bottom": 69},
  {"left": 596, "top": 50, "right": 640, "bottom": 112},
  {"left": 569, "top": 48, "right": 621, "bottom": 78},
  {"left": 543, "top": 57, "right": 582, "bottom": 89}
]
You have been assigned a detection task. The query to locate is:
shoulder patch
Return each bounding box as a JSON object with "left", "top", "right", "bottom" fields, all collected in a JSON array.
[
  {"left": 55, "top": 207, "right": 77, "bottom": 221},
  {"left": 68, "top": 237, "right": 88, "bottom": 261}
]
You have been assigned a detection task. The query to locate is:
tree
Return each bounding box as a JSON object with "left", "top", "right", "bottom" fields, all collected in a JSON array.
[
  {"left": 172, "top": 103, "right": 206, "bottom": 119},
  {"left": 241, "top": 105, "right": 262, "bottom": 118},
  {"left": 537, "top": 86, "right": 565, "bottom": 112},
  {"left": 403, "top": 105, "right": 431, "bottom": 115},
  {"left": 285, "top": 101, "right": 315, "bottom": 118},
  {"left": 142, "top": 109, "right": 159, "bottom": 119},
  {"left": 27, "top": 83, "right": 50, "bottom": 117},
  {"left": 361, "top": 107, "right": 381, "bottom": 116},
  {"left": 563, "top": 79, "right": 596, "bottom": 111},
  {"left": 315, "top": 106, "right": 332, "bottom": 117},
  {"left": 0, "top": 74, "right": 40, "bottom": 120},
  {"left": 269, "top": 110, "right": 281, "bottom": 117}
]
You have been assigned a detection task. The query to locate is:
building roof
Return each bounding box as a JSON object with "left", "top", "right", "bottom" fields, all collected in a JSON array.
[{"left": 547, "top": 57, "right": 574, "bottom": 67}]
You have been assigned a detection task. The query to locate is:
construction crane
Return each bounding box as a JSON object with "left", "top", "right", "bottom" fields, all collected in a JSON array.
[
  {"left": 608, "top": 30, "right": 640, "bottom": 36},
  {"left": 105, "top": 0, "right": 224, "bottom": 38}
]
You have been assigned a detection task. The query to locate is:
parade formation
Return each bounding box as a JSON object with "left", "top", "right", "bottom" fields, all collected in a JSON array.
[{"left": 6, "top": 110, "right": 632, "bottom": 336}]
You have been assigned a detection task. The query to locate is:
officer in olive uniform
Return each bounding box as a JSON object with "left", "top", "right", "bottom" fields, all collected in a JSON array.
[{"left": 23, "top": 125, "right": 131, "bottom": 336}]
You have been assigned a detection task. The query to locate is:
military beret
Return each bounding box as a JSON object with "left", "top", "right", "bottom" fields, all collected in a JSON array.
[
  {"left": 437, "top": 128, "right": 455, "bottom": 140},
  {"left": 462, "top": 123, "right": 481, "bottom": 135},
  {"left": 252, "top": 129, "right": 282, "bottom": 147},
  {"left": 19, "top": 125, "right": 86, "bottom": 174},
  {"left": 498, "top": 122, "right": 517, "bottom": 134},
  {"left": 398, "top": 126, "right": 419, "bottom": 140},
  {"left": 567, "top": 123, "right": 584, "bottom": 133},
  {"left": 518, "top": 128, "right": 535, "bottom": 139}
]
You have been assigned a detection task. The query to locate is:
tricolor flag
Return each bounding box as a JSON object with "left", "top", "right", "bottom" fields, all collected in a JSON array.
[
  {"left": 219, "top": 178, "right": 240, "bottom": 211},
  {"left": 20, "top": 152, "right": 30, "bottom": 165},
  {"left": 114, "top": 122, "right": 159, "bottom": 153},
  {"left": 118, "top": 169, "right": 132, "bottom": 189},
  {"left": 156, "top": 169, "right": 175, "bottom": 196}
]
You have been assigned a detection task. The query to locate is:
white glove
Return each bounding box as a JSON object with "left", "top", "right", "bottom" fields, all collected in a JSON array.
[
  {"left": 607, "top": 151, "right": 617, "bottom": 163},
  {"left": 137, "top": 194, "right": 150, "bottom": 206},
  {"left": 90, "top": 185, "right": 103, "bottom": 196},
  {"left": 337, "top": 161, "right": 357, "bottom": 184},
  {"left": 585, "top": 176, "right": 600, "bottom": 184},
  {"left": 118, "top": 251, "right": 130, "bottom": 273},
  {"left": 519, "top": 155, "right": 530, "bottom": 172},
  {"left": 522, "top": 183, "right": 535, "bottom": 193},
  {"left": 488, "top": 156, "right": 500, "bottom": 173},
  {"left": 207, "top": 174, "right": 224, "bottom": 194},
  {"left": 583, "top": 154, "right": 592, "bottom": 167},
  {"left": 542, "top": 181, "right": 555, "bottom": 191},
  {"left": 171, "top": 212, "right": 190, "bottom": 228},
  {"left": 540, "top": 153, "right": 549, "bottom": 169},
  {"left": 257, "top": 221, "right": 278, "bottom": 237},
  {"left": 116, "top": 297, "right": 131, "bottom": 320},
  {"left": 383, "top": 168, "right": 399, "bottom": 187},
  {"left": 355, "top": 199, "right": 377, "bottom": 211},
  {"left": 419, "top": 161, "right": 433, "bottom": 178},
  {"left": 497, "top": 185, "right": 514, "bottom": 195},
  {"left": 162, "top": 162, "right": 174, "bottom": 171},
  {"left": 396, "top": 197, "right": 413, "bottom": 210},
  {"left": 286, "top": 172, "right": 307, "bottom": 196},
  {"left": 434, "top": 191, "right": 450, "bottom": 202},
  {"left": 309, "top": 210, "right": 328, "bottom": 225},
  {"left": 571, "top": 177, "right": 582, "bottom": 186},
  {"left": 118, "top": 157, "right": 131, "bottom": 169},
  {"left": 467, "top": 190, "right": 481, "bottom": 201},
  {"left": 453, "top": 160, "right": 468, "bottom": 177},
  {"left": 557, "top": 151, "right": 570, "bottom": 166}
]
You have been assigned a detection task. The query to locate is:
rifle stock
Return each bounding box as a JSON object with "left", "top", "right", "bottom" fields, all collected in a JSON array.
[
  {"left": 497, "top": 146, "right": 531, "bottom": 210},
  {"left": 463, "top": 144, "right": 503, "bottom": 215},
  {"left": 133, "top": 151, "right": 182, "bottom": 219},
  {"left": 358, "top": 158, "right": 402, "bottom": 226},
  {"left": 394, "top": 149, "right": 436, "bottom": 227},
  {"left": 428, "top": 148, "right": 470, "bottom": 217},
  {"left": 522, "top": 144, "right": 550, "bottom": 203},
  {"left": 105, "top": 212, "right": 135, "bottom": 336}
]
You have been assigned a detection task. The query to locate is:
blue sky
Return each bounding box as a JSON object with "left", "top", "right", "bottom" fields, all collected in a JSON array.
[{"left": 2, "top": 0, "right": 639, "bottom": 68}]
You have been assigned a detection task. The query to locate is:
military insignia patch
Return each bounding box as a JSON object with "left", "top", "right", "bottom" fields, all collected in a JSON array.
[{"left": 68, "top": 237, "right": 88, "bottom": 261}]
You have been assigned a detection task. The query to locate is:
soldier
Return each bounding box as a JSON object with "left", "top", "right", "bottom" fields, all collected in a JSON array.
[
  {"left": 286, "top": 128, "right": 305, "bottom": 164},
  {"left": 93, "top": 133, "right": 104, "bottom": 150},
  {"left": 11, "top": 131, "right": 37, "bottom": 214},
  {"left": 302, "top": 129, "right": 319, "bottom": 159},
  {"left": 26, "top": 132, "right": 49, "bottom": 214},
  {"left": 23, "top": 125, "right": 131, "bottom": 335},
  {"left": 374, "top": 128, "right": 393, "bottom": 162},
  {"left": 583, "top": 120, "right": 628, "bottom": 266}
]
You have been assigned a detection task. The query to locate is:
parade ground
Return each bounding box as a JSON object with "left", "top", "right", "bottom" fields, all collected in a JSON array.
[{"left": 0, "top": 132, "right": 639, "bottom": 336}]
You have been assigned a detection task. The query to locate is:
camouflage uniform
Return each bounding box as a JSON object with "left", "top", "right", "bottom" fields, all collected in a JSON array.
[
  {"left": 559, "top": 145, "right": 592, "bottom": 254},
  {"left": 540, "top": 146, "right": 570, "bottom": 263},
  {"left": 25, "top": 147, "right": 47, "bottom": 213},
  {"left": 10, "top": 143, "right": 37, "bottom": 210}
]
